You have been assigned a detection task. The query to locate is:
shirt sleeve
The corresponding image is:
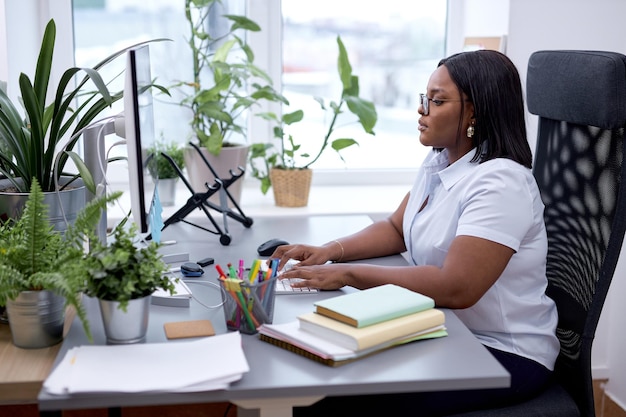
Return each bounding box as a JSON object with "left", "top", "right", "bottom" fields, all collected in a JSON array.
[{"left": 456, "top": 161, "right": 537, "bottom": 252}]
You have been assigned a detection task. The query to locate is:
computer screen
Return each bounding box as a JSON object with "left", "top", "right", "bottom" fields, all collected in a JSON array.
[{"left": 123, "top": 45, "right": 158, "bottom": 236}]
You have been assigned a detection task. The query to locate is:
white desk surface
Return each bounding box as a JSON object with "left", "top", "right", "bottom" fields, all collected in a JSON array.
[{"left": 38, "top": 214, "right": 510, "bottom": 415}]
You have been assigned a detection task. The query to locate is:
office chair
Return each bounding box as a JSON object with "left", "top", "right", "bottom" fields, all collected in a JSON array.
[{"left": 450, "top": 50, "right": 626, "bottom": 417}]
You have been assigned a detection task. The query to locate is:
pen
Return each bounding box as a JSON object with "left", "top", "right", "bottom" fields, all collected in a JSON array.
[
  {"left": 228, "top": 263, "right": 238, "bottom": 279},
  {"left": 221, "top": 278, "right": 240, "bottom": 328},
  {"left": 248, "top": 259, "right": 261, "bottom": 283},
  {"left": 215, "top": 264, "right": 227, "bottom": 279},
  {"left": 238, "top": 259, "right": 244, "bottom": 279}
]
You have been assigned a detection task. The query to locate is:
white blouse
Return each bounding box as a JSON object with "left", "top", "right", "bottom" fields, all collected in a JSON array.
[{"left": 403, "top": 148, "right": 559, "bottom": 370}]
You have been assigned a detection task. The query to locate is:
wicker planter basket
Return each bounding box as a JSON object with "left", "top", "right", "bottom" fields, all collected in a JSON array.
[{"left": 270, "top": 168, "right": 313, "bottom": 207}]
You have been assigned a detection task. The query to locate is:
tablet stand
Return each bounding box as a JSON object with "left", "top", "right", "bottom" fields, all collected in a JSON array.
[{"left": 148, "top": 145, "right": 253, "bottom": 246}]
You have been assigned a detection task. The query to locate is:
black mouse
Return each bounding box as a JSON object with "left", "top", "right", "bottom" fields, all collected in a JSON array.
[{"left": 257, "top": 238, "right": 289, "bottom": 256}]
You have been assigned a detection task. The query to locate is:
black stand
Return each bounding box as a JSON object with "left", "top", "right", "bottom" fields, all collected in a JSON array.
[{"left": 148, "top": 143, "right": 253, "bottom": 245}]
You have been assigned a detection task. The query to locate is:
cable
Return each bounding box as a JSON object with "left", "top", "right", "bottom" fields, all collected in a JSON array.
[
  {"left": 52, "top": 115, "right": 119, "bottom": 229},
  {"left": 180, "top": 279, "right": 226, "bottom": 310},
  {"left": 104, "top": 138, "right": 131, "bottom": 223}
]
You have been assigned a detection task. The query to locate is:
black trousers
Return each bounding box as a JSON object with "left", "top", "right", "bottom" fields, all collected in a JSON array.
[{"left": 293, "top": 346, "right": 552, "bottom": 417}]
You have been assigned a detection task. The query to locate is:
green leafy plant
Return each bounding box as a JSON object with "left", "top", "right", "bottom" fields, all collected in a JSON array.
[
  {"left": 83, "top": 223, "right": 174, "bottom": 311},
  {"left": 0, "top": 19, "right": 165, "bottom": 193},
  {"left": 249, "top": 36, "right": 378, "bottom": 194},
  {"left": 0, "top": 178, "right": 122, "bottom": 341},
  {"left": 177, "top": 0, "right": 288, "bottom": 156},
  {"left": 147, "top": 140, "right": 186, "bottom": 179}
]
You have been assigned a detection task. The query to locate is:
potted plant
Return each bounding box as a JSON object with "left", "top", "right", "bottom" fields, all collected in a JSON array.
[
  {"left": 147, "top": 140, "right": 186, "bottom": 206},
  {"left": 82, "top": 222, "right": 175, "bottom": 344},
  {"left": 0, "top": 179, "right": 120, "bottom": 348},
  {"left": 249, "top": 36, "right": 378, "bottom": 207},
  {"left": 178, "top": 0, "right": 287, "bottom": 203},
  {"left": 0, "top": 19, "right": 162, "bottom": 230}
]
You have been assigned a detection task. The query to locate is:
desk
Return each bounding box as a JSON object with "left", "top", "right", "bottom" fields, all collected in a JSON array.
[
  {"left": 37, "top": 215, "right": 510, "bottom": 417},
  {"left": 0, "top": 324, "right": 61, "bottom": 405},
  {"left": 0, "top": 310, "right": 75, "bottom": 405}
]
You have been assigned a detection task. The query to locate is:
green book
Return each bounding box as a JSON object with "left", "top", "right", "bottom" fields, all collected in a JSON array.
[{"left": 313, "top": 284, "right": 435, "bottom": 328}]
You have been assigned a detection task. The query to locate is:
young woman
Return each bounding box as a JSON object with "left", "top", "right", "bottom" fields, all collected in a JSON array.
[{"left": 272, "top": 50, "right": 559, "bottom": 416}]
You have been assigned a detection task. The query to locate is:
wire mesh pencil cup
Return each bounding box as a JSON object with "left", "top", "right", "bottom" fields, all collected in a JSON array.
[{"left": 219, "top": 276, "right": 277, "bottom": 334}]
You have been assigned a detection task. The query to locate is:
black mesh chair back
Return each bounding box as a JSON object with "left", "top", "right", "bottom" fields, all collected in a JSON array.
[{"left": 450, "top": 50, "right": 626, "bottom": 417}]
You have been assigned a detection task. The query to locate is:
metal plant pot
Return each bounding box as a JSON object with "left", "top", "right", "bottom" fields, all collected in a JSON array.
[
  {"left": 99, "top": 296, "right": 151, "bottom": 344},
  {"left": 6, "top": 290, "right": 65, "bottom": 349},
  {"left": 157, "top": 177, "right": 178, "bottom": 206},
  {"left": 0, "top": 177, "right": 86, "bottom": 233}
]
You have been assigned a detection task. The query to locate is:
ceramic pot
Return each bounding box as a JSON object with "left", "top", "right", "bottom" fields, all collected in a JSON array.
[
  {"left": 6, "top": 290, "right": 65, "bottom": 349},
  {"left": 99, "top": 296, "right": 151, "bottom": 344},
  {"left": 183, "top": 144, "right": 249, "bottom": 207}
]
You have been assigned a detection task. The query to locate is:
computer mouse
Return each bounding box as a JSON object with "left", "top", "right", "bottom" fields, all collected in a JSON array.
[{"left": 257, "top": 238, "right": 289, "bottom": 256}]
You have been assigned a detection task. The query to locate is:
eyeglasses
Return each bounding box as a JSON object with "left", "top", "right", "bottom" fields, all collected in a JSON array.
[{"left": 419, "top": 93, "right": 464, "bottom": 116}]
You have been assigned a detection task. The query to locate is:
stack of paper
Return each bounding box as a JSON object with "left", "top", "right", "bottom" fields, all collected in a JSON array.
[
  {"left": 152, "top": 277, "right": 193, "bottom": 307},
  {"left": 258, "top": 284, "right": 447, "bottom": 366},
  {"left": 43, "top": 332, "right": 249, "bottom": 394}
]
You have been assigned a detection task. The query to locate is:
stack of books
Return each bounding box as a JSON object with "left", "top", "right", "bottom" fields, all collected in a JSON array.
[{"left": 258, "top": 284, "right": 447, "bottom": 366}]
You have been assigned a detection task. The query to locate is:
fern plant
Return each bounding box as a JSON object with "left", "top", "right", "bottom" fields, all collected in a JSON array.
[{"left": 0, "top": 178, "right": 121, "bottom": 340}]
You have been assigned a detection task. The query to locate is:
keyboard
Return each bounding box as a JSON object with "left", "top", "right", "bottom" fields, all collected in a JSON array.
[
  {"left": 275, "top": 278, "right": 319, "bottom": 294},
  {"left": 273, "top": 259, "right": 318, "bottom": 294}
]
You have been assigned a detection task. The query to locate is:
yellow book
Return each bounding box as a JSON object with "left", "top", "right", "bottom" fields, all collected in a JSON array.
[{"left": 298, "top": 308, "right": 445, "bottom": 351}]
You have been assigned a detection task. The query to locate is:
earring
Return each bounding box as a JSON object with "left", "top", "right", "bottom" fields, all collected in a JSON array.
[{"left": 466, "top": 124, "right": 475, "bottom": 138}]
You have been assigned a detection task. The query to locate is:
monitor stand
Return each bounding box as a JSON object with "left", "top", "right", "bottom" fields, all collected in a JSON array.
[{"left": 83, "top": 120, "right": 116, "bottom": 246}]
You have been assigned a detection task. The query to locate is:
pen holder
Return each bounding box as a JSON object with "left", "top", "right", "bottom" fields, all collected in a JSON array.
[{"left": 219, "top": 276, "right": 277, "bottom": 334}]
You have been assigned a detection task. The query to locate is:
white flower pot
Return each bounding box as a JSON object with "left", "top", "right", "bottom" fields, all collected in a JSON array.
[{"left": 183, "top": 144, "right": 249, "bottom": 208}]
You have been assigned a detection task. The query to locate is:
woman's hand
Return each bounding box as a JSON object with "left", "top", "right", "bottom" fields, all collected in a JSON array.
[
  {"left": 269, "top": 243, "right": 336, "bottom": 271},
  {"left": 279, "top": 262, "right": 352, "bottom": 290}
]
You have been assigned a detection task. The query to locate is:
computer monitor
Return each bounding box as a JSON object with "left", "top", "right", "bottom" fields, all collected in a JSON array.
[{"left": 117, "top": 45, "right": 158, "bottom": 236}]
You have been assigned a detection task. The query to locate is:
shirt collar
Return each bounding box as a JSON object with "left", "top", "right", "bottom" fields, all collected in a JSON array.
[{"left": 425, "top": 148, "right": 480, "bottom": 191}]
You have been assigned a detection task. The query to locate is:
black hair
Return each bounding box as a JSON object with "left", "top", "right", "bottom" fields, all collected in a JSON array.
[{"left": 438, "top": 50, "right": 532, "bottom": 168}]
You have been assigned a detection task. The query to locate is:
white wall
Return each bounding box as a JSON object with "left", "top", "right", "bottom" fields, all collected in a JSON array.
[
  {"left": 0, "top": 0, "right": 73, "bottom": 102},
  {"left": 505, "top": 0, "right": 626, "bottom": 409}
]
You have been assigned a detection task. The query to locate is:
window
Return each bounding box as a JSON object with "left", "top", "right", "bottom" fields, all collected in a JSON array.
[
  {"left": 70, "top": 0, "right": 447, "bottom": 185},
  {"left": 279, "top": 0, "right": 446, "bottom": 176}
]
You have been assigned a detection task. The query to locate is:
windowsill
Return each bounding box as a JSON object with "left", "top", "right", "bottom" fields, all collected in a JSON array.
[{"left": 106, "top": 182, "right": 409, "bottom": 225}]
